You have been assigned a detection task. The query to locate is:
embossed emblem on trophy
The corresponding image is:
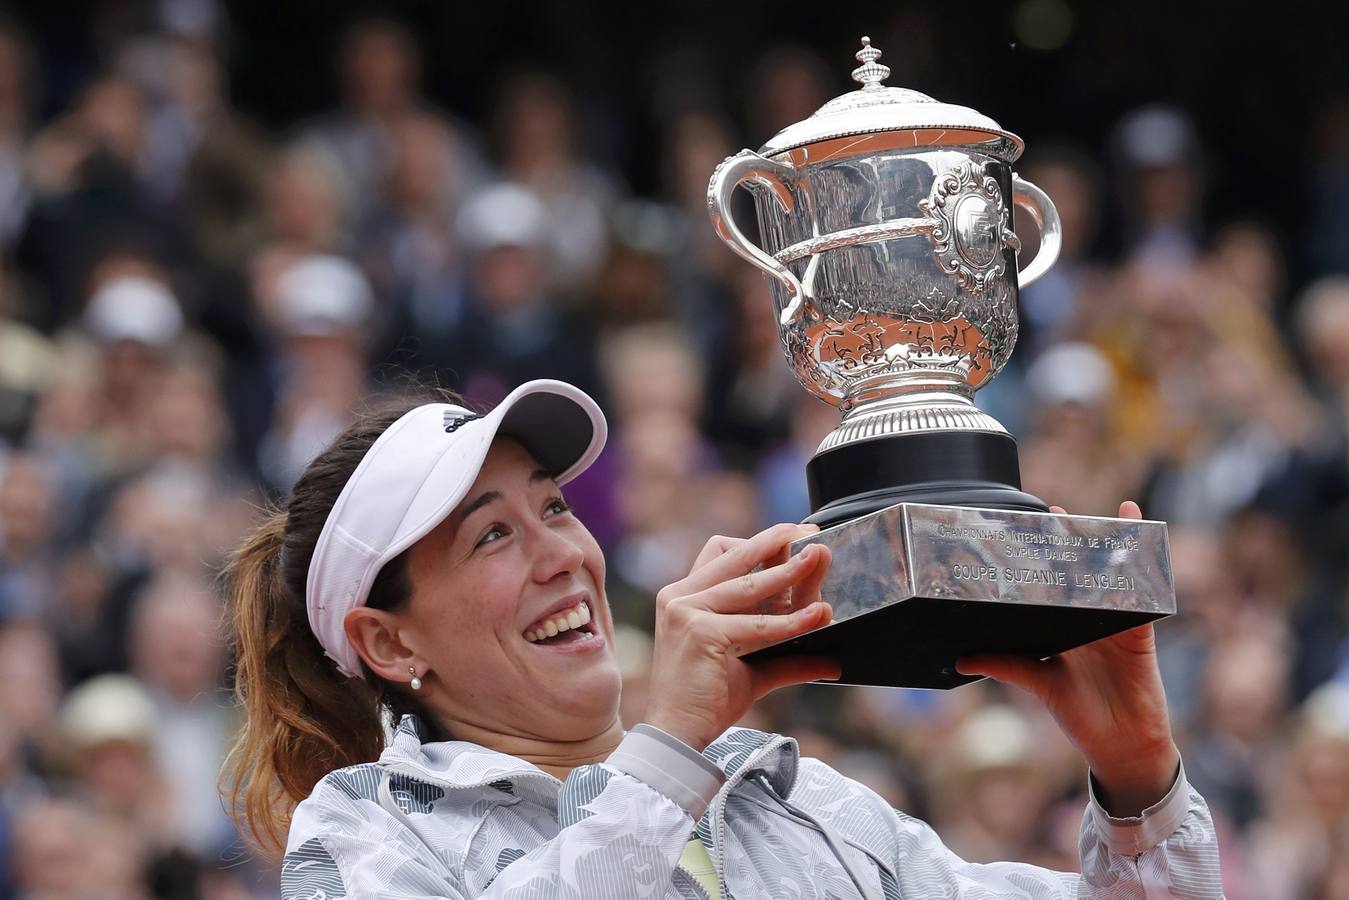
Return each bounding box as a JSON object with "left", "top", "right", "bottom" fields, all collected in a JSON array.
[{"left": 708, "top": 38, "right": 1176, "bottom": 688}]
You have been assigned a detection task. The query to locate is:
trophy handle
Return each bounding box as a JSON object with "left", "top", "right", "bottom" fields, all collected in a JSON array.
[
  {"left": 708, "top": 149, "right": 810, "bottom": 325},
  {"left": 1010, "top": 175, "right": 1062, "bottom": 289}
]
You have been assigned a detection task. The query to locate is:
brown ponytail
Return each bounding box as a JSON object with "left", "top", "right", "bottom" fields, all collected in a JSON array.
[{"left": 222, "top": 395, "right": 452, "bottom": 857}]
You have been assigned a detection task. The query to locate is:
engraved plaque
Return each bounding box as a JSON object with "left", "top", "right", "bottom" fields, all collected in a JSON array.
[
  {"left": 743, "top": 503, "right": 1175, "bottom": 689},
  {"left": 905, "top": 505, "right": 1171, "bottom": 613},
  {"left": 953, "top": 195, "right": 1000, "bottom": 269}
]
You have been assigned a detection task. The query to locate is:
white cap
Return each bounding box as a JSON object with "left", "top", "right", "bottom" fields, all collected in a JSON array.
[
  {"left": 306, "top": 379, "right": 607, "bottom": 677},
  {"left": 60, "top": 674, "right": 158, "bottom": 748},
  {"left": 955, "top": 705, "right": 1035, "bottom": 774},
  {"left": 1027, "top": 341, "right": 1116, "bottom": 409},
  {"left": 1114, "top": 105, "right": 1198, "bottom": 168},
  {"left": 1302, "top": 681, "right": 1349, "bottom": 740},
  {"left": 275, "top": 255, "right": 373, "bottom": 337},
  {"left": 456, "top": 182, "right": 550, "bottom": 253},
  {"left": 83, "top": 276, "right": 184, "bottom": 347}
]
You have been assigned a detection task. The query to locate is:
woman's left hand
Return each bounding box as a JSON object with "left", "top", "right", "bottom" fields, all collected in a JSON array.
[{"left": 956, "top": 500, "right": 1181, "bottom": 818}]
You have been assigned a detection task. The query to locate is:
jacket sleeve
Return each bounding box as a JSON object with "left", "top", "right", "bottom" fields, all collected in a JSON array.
[
  {"left": 871, "top": 762, "right": 1225, "bottom": 899},
  {"left": 281, "top": 725, "right": 724, "bottom": 900}
]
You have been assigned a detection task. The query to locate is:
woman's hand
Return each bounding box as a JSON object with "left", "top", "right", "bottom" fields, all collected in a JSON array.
[
  {"left": 644, "top": 523, "right": 839, "bottom": 752},
  {"left": 956, "top": 501, "right": 1181, "bottom": 817}
]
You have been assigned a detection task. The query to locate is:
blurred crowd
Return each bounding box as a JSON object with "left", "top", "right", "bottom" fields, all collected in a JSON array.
[{"left": 2, "top": 5, "right": 1349, "bottom": 900}]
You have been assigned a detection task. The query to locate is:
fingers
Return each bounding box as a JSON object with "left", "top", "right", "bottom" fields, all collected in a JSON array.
[
  {"left": 789, "top": 543, "right": 832, "bottom": 611},
  {"left": 722, "top": 600, "right": 832, "bottom": 655},
  {"left": 754, "top": 542, "right": 832, "bottom": 616},
  {"left": 678, "top": 522, "right": 818, "bottom": 595},
  {"left": 955, "top": 653, "right": 1055, "bottom": 699},
  {"left": 1098, "top": 621, "right": 1157, "bottom": 654},
  {"left": 759, "top": 538, "right": 796, "bottom": 614},
  {"left": 691, "top": 535, "right": 742, "bottom": 573},
  {"left": 748, "top": 655, "right": 842, "bottom": 698},
  {"left": 692, "top": 543, "right": 829, "bottom": 615},
  {"left": 1051, "top": 500, "right": 1142, "bottom": 520}
]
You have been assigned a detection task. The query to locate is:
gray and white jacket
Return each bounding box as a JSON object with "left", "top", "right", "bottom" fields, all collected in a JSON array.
[{"left": 282, "top": 716, "right": 1223, "bottom": 899}]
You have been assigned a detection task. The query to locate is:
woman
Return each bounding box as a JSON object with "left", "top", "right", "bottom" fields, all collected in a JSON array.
[{"left": 225, "top": 379, "right": 1222, "bottom": 899}]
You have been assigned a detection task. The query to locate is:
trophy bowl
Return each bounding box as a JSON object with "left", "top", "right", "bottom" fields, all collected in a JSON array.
[{"left": 709, "top": 37, "right": 1063, "bottom": 526}]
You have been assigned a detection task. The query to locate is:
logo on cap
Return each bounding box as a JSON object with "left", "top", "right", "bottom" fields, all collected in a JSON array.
[{"left": 443, "top": 410, "right": 484, "bottom": 433}]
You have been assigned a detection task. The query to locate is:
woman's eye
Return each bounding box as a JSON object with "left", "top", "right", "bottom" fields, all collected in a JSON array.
[
  {"left": 544, "top": 497, "right": 570, "bottom": 517},
  {"left": 475, "top": 524, "right": 507, "bottom": 548}
]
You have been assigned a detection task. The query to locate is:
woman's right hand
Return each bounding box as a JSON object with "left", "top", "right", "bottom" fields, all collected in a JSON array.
[{"left": 643, "top": 523, "right": 839, "bottom": 752}]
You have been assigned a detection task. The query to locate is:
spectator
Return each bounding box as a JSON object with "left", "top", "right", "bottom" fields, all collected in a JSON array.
[
  {"left": 260, "top": 144, "right": 349, "bottom": 256},
  {"left": 359, "top": 111, "right": 484, "bottom": 358},
  {"left": 936, "top": 705, "right": 1055, "bottom": 864},
  {"left": 11, "top": 799, "right": 146, "bottom": 900},
  {"left": 443, "top": 182, "right": 601, "bottom": 401},
  {"left": 256, "top": 253, "right": 373, "bottom": 489},
  {"left": 0, "top": 453, "right": 58, "bottom": 620},
  {"left": 1247, "top": 683, "right": 1349, "bottom": 899},
  {"left": 58, "top": 675, "right": 174, "bottom": 848},
  {"left": 1111, "top": 104, "right": 1206, "bottom": 268},
  {"left": 300, "top": 18, "right": 433, "bottom": 227},
  {"left": 128, "top": 574, "right": 236, "bottom": 858},
  {"left": 493, "top": 74, "right": 622, "bottom": 291},
  {"left": 1186, "top": 631, "right": 1293, "bottom": 830}
]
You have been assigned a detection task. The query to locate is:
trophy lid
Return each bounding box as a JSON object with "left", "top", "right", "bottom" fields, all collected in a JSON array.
[{"left": 758, "top": 37, "right": 1025, "bottom": 163}]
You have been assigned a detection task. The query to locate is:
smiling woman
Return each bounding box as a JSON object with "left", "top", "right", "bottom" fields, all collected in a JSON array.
[
  {"left": 223, "top": 379, "right": 1224, "bottom": 899},
  {"left": 347, "top": 436, "right": 628, "bottom": 769}
]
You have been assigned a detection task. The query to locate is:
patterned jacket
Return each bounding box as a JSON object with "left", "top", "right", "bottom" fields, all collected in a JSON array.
[{"left": 282, "top": 716, "right": 1224, "bottom": 899}]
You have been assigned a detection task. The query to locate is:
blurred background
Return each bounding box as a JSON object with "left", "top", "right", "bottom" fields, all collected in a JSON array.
[{"left": 1, "top": 0, "right": 1348, "bottom": 897}]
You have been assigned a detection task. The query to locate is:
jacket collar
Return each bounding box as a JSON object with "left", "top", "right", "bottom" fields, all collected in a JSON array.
[
  {"left": 702, "top": 726, "right": 799, "bottom": 798},
  {"left": 383, "top": 715, "right": 801, "bottom": 799},
  {"left": 381, "top": 715, "right": 553, "bottom": 781}
]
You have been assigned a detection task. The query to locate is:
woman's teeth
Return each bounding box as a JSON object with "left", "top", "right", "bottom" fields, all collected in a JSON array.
[{"left": 524, "top": 602, "right": 592, "bottom": 643}]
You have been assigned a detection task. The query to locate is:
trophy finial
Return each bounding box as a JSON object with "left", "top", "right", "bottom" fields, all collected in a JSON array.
[{"left": 851, "top": 36, "right": 890, "bottom": 90}]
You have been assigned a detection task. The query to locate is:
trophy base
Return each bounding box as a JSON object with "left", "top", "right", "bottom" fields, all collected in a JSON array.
[
  {"left": 746, "top": 597, "right": 1165, "bottom": 689},
  {"left": 805, "top": 430, "right": 1048, "bottom": 528},
  {"left": 742, "top": 502, "right": 1176, "bottom": 689}
]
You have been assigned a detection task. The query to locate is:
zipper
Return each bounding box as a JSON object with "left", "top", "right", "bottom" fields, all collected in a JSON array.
[
  {"left": 747, "top": 774, "right": 891, "bottom": 900},
  {"left": 704, "top": 734, "right": 795, "bottom": 900},
  {"left": 675, "top": 857, "right": 715, "bottom": 900}
]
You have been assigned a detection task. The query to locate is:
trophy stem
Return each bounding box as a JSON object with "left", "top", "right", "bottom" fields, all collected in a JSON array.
[
  {"left": 842, "top": 369, "right": 976, "bottom": 411},
  {"left": 804, "top": 430, "right": 1048, "bottom": 527},
  {"left": 816, "top": 369, "right": 1008, "bottom": 456}
]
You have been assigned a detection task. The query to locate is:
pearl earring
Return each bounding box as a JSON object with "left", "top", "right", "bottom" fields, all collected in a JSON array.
[{"left": 409, "top": 666, "right": 422, "bottom": 691}]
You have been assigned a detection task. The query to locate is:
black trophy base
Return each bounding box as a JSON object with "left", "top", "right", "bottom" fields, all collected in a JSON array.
[
  {"left": 805, "top": 429, "right": 1048, "bottom": 528},
  {"left": 744, "top": 597, "right": 1166, "bottom": 689}
]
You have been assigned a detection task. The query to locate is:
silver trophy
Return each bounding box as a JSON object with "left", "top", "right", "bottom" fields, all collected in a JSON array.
[{"left": 709, "top": 38, "right": 1175, "bottom": 688}]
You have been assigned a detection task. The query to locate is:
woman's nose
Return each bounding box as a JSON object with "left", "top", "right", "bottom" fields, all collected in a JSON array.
[{"left": 529, "top": 522, "right": 586, "bottom": 582}]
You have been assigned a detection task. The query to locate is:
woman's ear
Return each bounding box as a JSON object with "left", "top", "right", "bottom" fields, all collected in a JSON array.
[{"left": 344, "top": 607, "right": 420, "bottom": 683}]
